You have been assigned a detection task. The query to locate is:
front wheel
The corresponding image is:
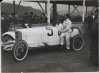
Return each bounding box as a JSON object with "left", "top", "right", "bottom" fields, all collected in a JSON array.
[
  {"left": 13, "top": 40, "right": 28, "bottom": 61},
  {"left": 71, "top": 35, "right": 84, "bottom": 51}
]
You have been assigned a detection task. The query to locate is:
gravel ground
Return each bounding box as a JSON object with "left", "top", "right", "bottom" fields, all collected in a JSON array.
[{"left": 1, "top": 36, "right": 99, "bottom": 72}]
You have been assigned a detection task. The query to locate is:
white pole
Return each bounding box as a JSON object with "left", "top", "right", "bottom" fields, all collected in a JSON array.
[
  {"left": 82, "top": 0, "right": 85, "bottom": 22},
  {"left": 47, "top": 0, "right": 50, "bottom": 24}
]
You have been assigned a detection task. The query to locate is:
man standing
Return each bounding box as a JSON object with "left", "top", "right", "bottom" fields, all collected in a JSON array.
[
  {"left": 90, "top": 9, "right": 99, "bottom": 66},
  {"left": 22, "top": 12, "right": 30, "bottom": 28},
  {"left": 60, "top": 14, "right": 72, "bottom": 50},
  {"left": 85, "top": 13, "right": 94, "bottom": 35},
  {"left": 29, "top": 12, "right": 34, "bottom": 27}
]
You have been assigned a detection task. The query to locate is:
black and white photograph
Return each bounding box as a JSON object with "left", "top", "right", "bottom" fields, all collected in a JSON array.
[{"left": 1, "top": 0, "right": 99, "bottom": 72}]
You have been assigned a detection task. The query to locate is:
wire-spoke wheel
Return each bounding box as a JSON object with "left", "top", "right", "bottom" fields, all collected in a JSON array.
[
  {"left": 13, "top": 40, "right": 28, "bottom": 61},
  {"left": 72, "top": 35, "right": 84, "bottom": 51}
]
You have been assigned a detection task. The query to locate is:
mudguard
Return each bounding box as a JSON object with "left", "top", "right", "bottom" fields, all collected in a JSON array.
[{"left": 2, "top": 31, "right": 15, "bottom": 40}]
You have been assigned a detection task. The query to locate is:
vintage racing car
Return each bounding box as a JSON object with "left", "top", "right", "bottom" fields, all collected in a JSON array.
[{"left": 2, "top": 24, "right": 84, "bottom": 61}]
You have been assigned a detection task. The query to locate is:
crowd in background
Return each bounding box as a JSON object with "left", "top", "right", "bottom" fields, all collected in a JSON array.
[
  {"left": 1, "top": 11, "right": 83, "bottom": 34},
  {"left": 22, "top": 12, "right": 47, "bottom": 28},
  {"left": 1, "top": 12, "right": 47, "bottom": 33}
]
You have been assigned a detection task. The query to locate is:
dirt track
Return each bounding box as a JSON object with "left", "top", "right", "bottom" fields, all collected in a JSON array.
[{"left": 2, "top": 36, "right": 99, "bottom": 72}]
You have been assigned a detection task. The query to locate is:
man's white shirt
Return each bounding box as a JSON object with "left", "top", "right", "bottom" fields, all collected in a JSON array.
[{"left": 63, "top": 19, "right": 72, "bottom": 32}]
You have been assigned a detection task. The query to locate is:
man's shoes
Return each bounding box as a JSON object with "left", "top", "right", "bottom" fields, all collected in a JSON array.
[
  {"left": 67, "top": 46, "right": 70, "bottom": 50},
  {"left": 65, "top": 46, "right": 70, "bottom": 53},
  {"left": 66, "top": 49, "right": 70, "bottom": 53},
  {"left": 60, "top": 45, "right": 64, "bottom": 49}
]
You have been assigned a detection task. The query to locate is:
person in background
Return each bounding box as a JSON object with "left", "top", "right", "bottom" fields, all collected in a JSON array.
[
  {"left": 42, "top": 13, "right": 47, "bottom": 23},
  {"left": 29, "top": 12, "right": 34, "bottom": 27},
  {"left": 60, "top": 14, "right": 72, "bottom": 50},
  {"left": 34, "top": 14, "right": 38, "bottom": 24},
  {"left": 22, "top": 12, "right": 30, "bottom": 28},
  {"left": 90, "top": 9, "right": 99, "bottom": 67},
  {"left": 85, "top": 12, "right": 94, "bottom": 35},
  {"left": 9, "top": 13, "right": 14, "bottom": 25},
  {"left": 1, "top": 13, "right": 10, "bottom": 34}
]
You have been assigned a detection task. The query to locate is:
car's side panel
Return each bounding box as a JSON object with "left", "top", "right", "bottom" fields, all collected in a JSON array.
[
  {"left": 71, "top": 28, "right": 79, "bottom": 37},
  {"left": 17, "top": 27, "right": 44, "bottom": 47},
  {"left": 17, "top": 26, "right": 60, "bottom": 47},
  {"left": 43, "top": 26, "right": 60, "bottom": 45},
  {"left": 27, "top": 28, "right": 44, "bottom": 47}
]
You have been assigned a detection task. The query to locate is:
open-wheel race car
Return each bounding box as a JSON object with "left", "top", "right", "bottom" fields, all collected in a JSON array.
[{"left": 2, "top": 24, "right": 84, "bottom": 61}]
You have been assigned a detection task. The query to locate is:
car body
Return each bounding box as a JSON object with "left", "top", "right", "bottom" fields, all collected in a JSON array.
[
  {"left": 16, "top": 26, "right": 60, "bottom": 47},
  {"left": 2, "top": 25, "right": 84, "bottom": 61}
]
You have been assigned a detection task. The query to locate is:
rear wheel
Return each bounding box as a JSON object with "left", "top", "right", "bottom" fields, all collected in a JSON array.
[
  {"left": 71, "top": 35, "right": 84, "bottom": 51},
  {"left": 13, "top": 40, "right": 28, "bottom": 61}
]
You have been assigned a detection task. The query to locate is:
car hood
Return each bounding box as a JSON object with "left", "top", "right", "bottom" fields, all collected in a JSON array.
[{"left": 16, "top": 26, "right": 56, "bottom": 35}]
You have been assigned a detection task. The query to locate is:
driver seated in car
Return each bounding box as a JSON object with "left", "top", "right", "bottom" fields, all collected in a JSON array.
[{"left": 60, "top": 14, "right": 72, "bottom": 50}]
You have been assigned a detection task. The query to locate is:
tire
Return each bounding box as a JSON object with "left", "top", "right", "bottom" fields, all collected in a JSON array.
[
  {"left": 13, "top": 40, "right": 28, "bottom": 62},
  {"left": 2, "top": 35, "right": 15, "bottom": 51},
  {"left": 71, "top": 35, "right": 84, "bottom": 51}
]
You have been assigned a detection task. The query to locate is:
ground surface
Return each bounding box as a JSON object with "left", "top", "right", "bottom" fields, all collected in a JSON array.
[{"left": 2, "top": 36, "right": 99, "bottom": 72}]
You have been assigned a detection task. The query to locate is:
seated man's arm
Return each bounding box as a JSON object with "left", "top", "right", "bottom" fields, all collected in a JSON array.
[{"left": 61, "top": 21, "right": 72, "bottom": 33}]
